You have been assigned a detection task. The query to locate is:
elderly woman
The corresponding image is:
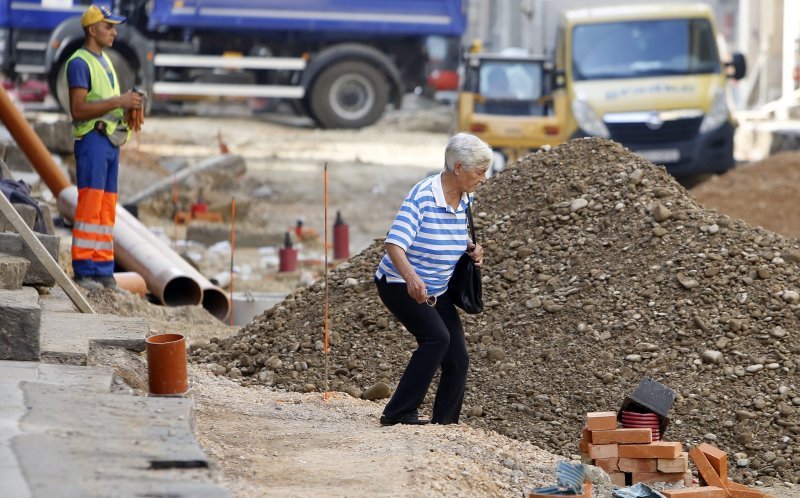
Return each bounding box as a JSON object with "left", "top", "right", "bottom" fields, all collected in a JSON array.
[{"left": 375, "top": 132, "right": 492, "bottom": 426}]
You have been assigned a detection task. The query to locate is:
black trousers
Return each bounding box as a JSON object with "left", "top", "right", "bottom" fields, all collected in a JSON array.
[{"left": 375, "top": 276, "right": 469, "bottom": 424}]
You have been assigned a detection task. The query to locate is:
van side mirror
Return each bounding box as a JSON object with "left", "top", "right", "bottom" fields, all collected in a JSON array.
[
  {"left": 553, "top": 69, "right": 566, "bottom": 89},
  {"left": 727, "top": 53, "right": 746, "bottom": 80}
]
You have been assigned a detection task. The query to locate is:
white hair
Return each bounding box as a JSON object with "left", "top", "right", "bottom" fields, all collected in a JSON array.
[{"left": 444, "top": 133, "right": 493, "bottom": 172}]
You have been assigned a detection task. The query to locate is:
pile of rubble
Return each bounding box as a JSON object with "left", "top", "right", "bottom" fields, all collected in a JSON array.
[{"left": 191, "top": 138, "right": 800, "bottom": 484}]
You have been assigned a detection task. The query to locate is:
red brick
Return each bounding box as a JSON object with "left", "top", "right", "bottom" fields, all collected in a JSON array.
[
  {"left": 698, "top": 443, "right": 728, "bottom": 482},
  {"left": 632, "top": 471, "right": 688, "bottom": 485},
  {"left": 583, "top": 426, "right": 592, "bottom": 443},
  {"left": 662, "top": 487, "right": 727, "bottom": 498},
  {"left": 618, "top": 441, "right": 682, "bottom": 459},
  {"left": 593, "top": 457, "right": 619, "bottom": 473},
  {"left": 591, "top": 428, "right": 652, "bottom": 445},
  {"left": 587, "top": 443, "right": 618, "bottom": 459},
  {"left": 725, "top": 481, "right": 764, "bottom": 498},
  {"left": 579, "top": 438, "right": 589, "bottom": 453},
  {"left": 658, "top": 452, "right": 689, "bottom": 473},
  {"left": 587, "top": 411, "right": 617, "bottom": 431},
  {"left": 689, "top": 447, "right": 730, "bottom": 496},
  {"left": 608, "top": 472, "right": 626, "bottom": 486},
  {"left": 618, "top": 457, "right": 657, "bottom": 473}
]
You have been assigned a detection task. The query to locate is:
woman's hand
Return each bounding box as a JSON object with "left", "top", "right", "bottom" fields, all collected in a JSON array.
[
  {"left": 405, "top": 272, "right": 428, "bottom": 303},
  {"left": 468, "top": 241, "right": 484, "bottom": 267}
]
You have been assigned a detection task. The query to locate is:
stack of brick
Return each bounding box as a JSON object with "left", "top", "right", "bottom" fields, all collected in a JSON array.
[
  {"left": 579, "top": 411, "right": 691, "bottom": 487},
  {"left": 659, "top": 443, "right": 774, "bottom": 498}
]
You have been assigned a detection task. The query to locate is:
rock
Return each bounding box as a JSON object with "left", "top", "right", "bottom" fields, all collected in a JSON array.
[
  {"left": 652, "top": 204, "right": 672, "bottom": 222},
  {"left": 362, "top": 382, "right": 391, "bottom": 400},
  {"left": 701, "top": 350, "right": 723, "bottom": 364}
]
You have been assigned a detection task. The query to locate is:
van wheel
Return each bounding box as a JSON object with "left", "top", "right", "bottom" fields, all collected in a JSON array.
[
  {"left": 309, "top": 61, "right": 388, "bottom": 129},
  {"left": 52, "top": 48, "right": 137, "bottom": 115}
]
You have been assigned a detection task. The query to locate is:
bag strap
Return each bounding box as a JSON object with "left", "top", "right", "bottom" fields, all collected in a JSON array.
[{"left": 466, "top": 198, "right": 477, "bottom": 245}]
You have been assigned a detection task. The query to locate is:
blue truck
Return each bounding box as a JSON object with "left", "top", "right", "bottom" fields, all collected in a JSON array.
[{"left": 0, "top": 0, "right": 466, "bottom": 128}]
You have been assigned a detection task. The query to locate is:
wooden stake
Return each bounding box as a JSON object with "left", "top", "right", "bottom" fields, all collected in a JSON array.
[
  {"left": 230, "top": 197, "right": 236, "bottom": 326},
  {"left": 323, "top": 162, "right": 330, "bottom": 400}
]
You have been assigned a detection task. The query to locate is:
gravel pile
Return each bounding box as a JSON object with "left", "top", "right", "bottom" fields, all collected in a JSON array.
[{"left": 191, "top": 138, "right": 800, "bottom": 485}]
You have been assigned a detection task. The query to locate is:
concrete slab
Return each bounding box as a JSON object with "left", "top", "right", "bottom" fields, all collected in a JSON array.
[
  {"left": 0, "top": 232, "right": 59, "bottom": 287},
  {"left": 36, "top": 285, "right": 77, "bottom": 313},
  {"left": 39, "top": 312, "right": 148, "bottom": 366},
  {"left": 0, "top": 361, "right": 113, "bottom": 498},
  {"left": 15, "top": 382, "right": 228, "bottom": 498},
  {"left": 0, "top": 288, "right": 41, "bottom": 361}
]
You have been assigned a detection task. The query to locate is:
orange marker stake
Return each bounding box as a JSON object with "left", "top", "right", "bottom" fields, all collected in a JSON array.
[
  {"left": 230, "top": 197, "right": 236, "bottom": 327},
  {"left": 172, "top": 175, "right": 178, "bottom": 249},
  {"left": 323, "top": 162, "right": 330, "bottom": 401}
]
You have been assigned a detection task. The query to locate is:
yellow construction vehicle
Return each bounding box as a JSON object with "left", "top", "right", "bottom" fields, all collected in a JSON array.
[{"left": 456, "top": 50, "right": 569, "bottom": 174}]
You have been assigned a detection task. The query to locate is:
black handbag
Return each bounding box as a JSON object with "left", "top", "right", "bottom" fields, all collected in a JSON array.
[{"left": 447, "top": 201, "right": 483, "bottom": 314}]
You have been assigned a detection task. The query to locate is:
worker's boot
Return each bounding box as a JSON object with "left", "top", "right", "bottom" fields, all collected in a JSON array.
[
  {"left": 94, "top": 275, "right": 121, "bottom": 292},
  {"left": 74, "top": 276, "right": 103, "bottom": 291}
]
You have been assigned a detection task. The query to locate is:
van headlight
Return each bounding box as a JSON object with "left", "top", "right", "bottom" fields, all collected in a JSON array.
[
  {"left": 699, "top": 90, "right": 729, "bottom": 134},
  {"left": 571, "top": 98, "right": 610, "bottom": 138}
]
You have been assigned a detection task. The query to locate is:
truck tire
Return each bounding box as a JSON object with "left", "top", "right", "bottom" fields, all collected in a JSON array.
[
  {"left": 309, "top": 61, "right": 388, "bottom": 129},
  {"left": 52, "top": 48, "right": 137, "bottom": 115}
]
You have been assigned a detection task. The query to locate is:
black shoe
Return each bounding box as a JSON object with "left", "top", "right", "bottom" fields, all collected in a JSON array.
[
  {"left": 74, "top": 276, "right": 103, "bottom": 291},
  {"left": 380, "top": 413, "right": 431, "bottom": 426},
  {"left": 94, "top": 275, "right": 120, "bottom": 290}
]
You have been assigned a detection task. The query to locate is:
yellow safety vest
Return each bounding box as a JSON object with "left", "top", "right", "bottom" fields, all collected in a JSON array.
[{"left": 67, "top": 48, "right": 127, "bottom": 140}]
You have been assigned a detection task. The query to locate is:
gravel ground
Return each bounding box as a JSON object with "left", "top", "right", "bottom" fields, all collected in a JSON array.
[
  {"left": 191, "top": 138, "right": 800, "bottom": 491},
  {"left": 78, "top": 109, "right": 800, "bottom": 496}
]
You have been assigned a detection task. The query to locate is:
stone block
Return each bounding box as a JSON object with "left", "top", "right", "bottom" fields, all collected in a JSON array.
[
  {"left": 186, "top": 221, "right": 282, "bottom": 247},
  {"left": 0, "top": 157, "right": 11, "bottom": 179},
  {"left": 38, "top": 202, "right": 55, "bottom": 235},
  {"left": 0, "top": 202, "right": 37, "bottom": 231},
  {"left": 33, "top": 119, "right": 74, "bottom": 154},
  {"left": 0, "top": 253, "right": 30, "bottom": 289},
  {"left": 0, "top": 288, "right": 41, "bottom": 360},
  {"left": 3, "top": 143, "right": 34, "bottom": 172},
  {"left": 0, "top": 231, "right": 59, "bottom": 286}
]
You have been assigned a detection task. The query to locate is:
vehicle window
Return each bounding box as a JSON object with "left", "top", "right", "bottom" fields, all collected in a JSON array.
[
  {"left": 571, "top": 18, "right": 720, "bottom": 81},
  {"left": 479, "top": 62, "right": 543, "bottom": 101}
]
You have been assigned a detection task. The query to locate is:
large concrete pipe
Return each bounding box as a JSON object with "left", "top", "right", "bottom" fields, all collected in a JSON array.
[{"left": 58, "top": 187, "right": 203, "bottom": 307}]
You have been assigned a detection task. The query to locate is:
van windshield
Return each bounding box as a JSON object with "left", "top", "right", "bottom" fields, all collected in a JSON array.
[
  {"left": 571, "top": 18, "right": 720, "bottom": 81},
  {"left": 479, "top": 61, "right": 543, "bottom": 101}
]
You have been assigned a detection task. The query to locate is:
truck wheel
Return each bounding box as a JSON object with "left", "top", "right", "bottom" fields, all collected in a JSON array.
[
  {"left": 309, "top": 61, "right": 388, "bottom": 129},
  {"left": 52, "top": 48, "right": 137, "bottom": 115}
]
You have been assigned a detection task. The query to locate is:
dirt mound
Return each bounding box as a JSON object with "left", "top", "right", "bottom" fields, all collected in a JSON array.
[
  {"left": 191, "top": 138, "right": 800, "bottom": 485},
  {"left": 691, "top": 151, "right": 800, "bottom": 239}
]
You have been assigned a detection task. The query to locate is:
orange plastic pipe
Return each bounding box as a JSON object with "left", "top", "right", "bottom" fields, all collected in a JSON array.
[
  {"left": 113, "top": 271, "right": 147, "bottom": 296},
  {"left": 0, "top": 85, "right": 70, "bottom": 195},
  {"left": 145, "top": 333, "right": 188, "bottom": 395}
]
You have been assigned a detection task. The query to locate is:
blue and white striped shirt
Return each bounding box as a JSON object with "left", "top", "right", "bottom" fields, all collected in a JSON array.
[{"left": 376, "top": 173, "right": 470, "bottom": 297}]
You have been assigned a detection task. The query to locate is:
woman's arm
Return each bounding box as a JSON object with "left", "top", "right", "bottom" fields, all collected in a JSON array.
[{"left": 385, "top": 243, "right": 428, "bottom": 303}]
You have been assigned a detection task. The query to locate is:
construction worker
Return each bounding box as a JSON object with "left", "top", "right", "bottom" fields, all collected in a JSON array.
[{"left": 67, "top": 5, "right": 141, "bottom": 290}]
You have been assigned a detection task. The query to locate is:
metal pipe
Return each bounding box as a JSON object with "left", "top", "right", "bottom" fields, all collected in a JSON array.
[
  {"left": 121, "top": 154, "right": 246, "bottom": 206},
  {"left": 58, "top": 186, "right": 203, "bottom": 307},
  {"left": 0, "top": 85, "right": 70, "bottom": 195}
]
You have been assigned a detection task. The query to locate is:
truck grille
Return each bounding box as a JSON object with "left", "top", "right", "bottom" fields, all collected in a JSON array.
[{"left": 606, "top": 117, "right": 703, "bottom": 143}]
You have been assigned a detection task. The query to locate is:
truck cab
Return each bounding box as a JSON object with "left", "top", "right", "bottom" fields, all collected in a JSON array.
[
  {"left": 555, "top": 4, "right": 746, "bottom": 177},
  {"left": 456, "top": 51, "right": 568, "bottom": 172}
]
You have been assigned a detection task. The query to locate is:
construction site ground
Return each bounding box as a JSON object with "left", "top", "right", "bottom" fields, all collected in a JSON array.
[{"left": 26, "top": 101, "right": 800, "bottom": 497}]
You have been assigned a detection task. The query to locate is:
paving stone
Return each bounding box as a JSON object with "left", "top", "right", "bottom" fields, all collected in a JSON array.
[
  {"left": 39, "top": 312, "right": 147, "bottom": 365},
  {"left": 0, "top": 232, "right": 59, "bottom": 287},
  {"left": 0, "top": 361, "right": 113, "bottom": 498},
  {"left": 0, "top": 253, "right": 29, "bottom": 290},
  {"left": 0, "top": 203, "right": 36, "bottom": 232},
  {"left": 36, "top": 286, "right": 77, "bottom": 313},
  {"left": 15, "top": 382, "right": 228, "bottom": 498},
  {"left": 0, "top": 289, "right": 41, "bottom": 361}
]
